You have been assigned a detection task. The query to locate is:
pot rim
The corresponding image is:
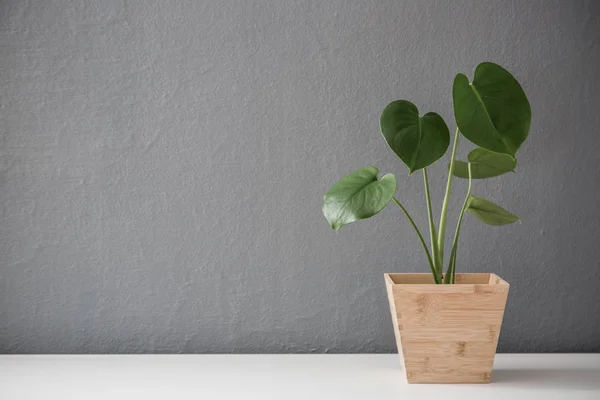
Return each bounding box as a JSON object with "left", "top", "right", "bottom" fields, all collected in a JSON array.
[{"left": 385, "top": 272, "right": 509, "bottom": 286}]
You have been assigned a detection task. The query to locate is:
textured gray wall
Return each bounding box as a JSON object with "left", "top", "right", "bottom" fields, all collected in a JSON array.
[{"left": 1, "top": 0, "right": 599, "bottom": 354}]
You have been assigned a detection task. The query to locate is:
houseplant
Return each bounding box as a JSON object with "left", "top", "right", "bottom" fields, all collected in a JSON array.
[{"left": 322, "top": 62, "right": 530, "bottom": 383}]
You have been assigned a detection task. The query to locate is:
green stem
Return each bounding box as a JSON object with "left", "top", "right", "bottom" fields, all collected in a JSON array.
[
  {"left": 423, "top": 169, "right": 440, "bottom": 279},
  {"left": 444, "top": 162, "right": 472, "bottom": 284},
  {"left": 445, "top": 243, "right": 457, "bottom": 284},
  {"left": 437, "top": 127, "right": 460, "bottom": 265},
  {"left": 392, "top": 197, "right": 440, "bottom": 284}
]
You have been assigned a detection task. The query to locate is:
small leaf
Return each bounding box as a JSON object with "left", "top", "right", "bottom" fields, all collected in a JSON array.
[
  {"left": 453, "top": 62, "right": 531, "bottom": 158},
  {"left": 467, "top": 195, "right": 520, "bottom": 226},
  {"left": 453, "top": 148, "right": 516, "bottom": 179},
  {"left": 380, "top": 100, "right": 450, "bottom": 173},
  {"left": 323, "top": 166, "right": 396, "bottom": 231}
]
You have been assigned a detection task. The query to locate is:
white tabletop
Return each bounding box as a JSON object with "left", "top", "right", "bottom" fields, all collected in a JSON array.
[{"left": 1, "top": 354, "right": 599, "bottom": 399}]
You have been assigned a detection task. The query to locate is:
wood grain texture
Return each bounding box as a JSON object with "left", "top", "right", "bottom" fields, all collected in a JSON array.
[{"left": 385, "top": 273, "right": 509, "bottom": 384}]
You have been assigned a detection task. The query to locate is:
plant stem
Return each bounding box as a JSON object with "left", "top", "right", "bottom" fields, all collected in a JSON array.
[
  {"left": 444, "top": 244, "right": 457, "bottom": 284},
  {"left": 444, "top": 162, "right": 472, "bottom": 284},
  {"left": 392, "top": 197, "right": 441, "bottom": 284},
  {"left": 437, "top": 127, "right": 460, "bottom": 266},
  {"left": 423, "top": 169, "right": 440, "bottom": 280}
]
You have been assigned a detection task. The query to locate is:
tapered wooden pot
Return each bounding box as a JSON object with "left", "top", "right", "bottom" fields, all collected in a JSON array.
[{"left": 385, "top": 273, "right": 509, "bottom": 384}]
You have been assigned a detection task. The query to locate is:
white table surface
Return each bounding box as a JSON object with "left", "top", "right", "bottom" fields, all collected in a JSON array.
[{"left": 1, "top": 354, "right": 599, "bottom": 399}]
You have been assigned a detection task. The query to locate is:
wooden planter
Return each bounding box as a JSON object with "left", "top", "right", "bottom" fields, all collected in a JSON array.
[{"left": 385, "top": 273, "right": 509, "bottom": 384}]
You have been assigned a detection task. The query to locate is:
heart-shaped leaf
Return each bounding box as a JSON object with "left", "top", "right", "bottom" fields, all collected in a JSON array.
[
  {"left": 380, "top": 100, "right": 450, "bottom": 174},
  {"left": 453, "top": 148, "right": 516, "bottom": 179},
  {"left": 453, "top": 62, "right": 531, "bottom": 158},
  {"left": 467, "top": 195, "right": 520, "bottom": 226},
  {"left": 323, "top": 166, "right": 396, "bottom": 231}
]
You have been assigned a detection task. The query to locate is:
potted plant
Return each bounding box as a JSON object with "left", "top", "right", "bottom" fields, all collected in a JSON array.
[{"left": 322, "top": 62, "right": 530, "bottom": 384}]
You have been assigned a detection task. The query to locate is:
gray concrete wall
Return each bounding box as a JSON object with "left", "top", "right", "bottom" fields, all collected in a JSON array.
[{"left": 1, "top": 0, "right": 599, "bottom": 353}]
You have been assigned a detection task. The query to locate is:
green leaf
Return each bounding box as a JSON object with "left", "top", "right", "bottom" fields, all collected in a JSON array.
[
  {"left": 323, "top": 166, "right": 396, "bottom": 231},
  {"left": 453, "top": 148, "right": 516, "bottom": 179},
  {"left": 453, "top": 62, "right": 531, "bottom": 158},
  {"left": 380, "top": 100, "right": 450, "bottom": 173},
  {"left": 467, "top": 195, "right": 520, "bottom": 226}
]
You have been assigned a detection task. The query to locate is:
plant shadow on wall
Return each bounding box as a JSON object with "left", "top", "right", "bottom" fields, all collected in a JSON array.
[{"left": 322, "top": 62, "right": 531, "bottom": 284}]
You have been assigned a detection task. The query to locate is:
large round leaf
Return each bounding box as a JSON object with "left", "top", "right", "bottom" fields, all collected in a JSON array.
[
  {"left": 323, "top": 166, "right": 396, "bottom": 231},
  {"left": 453, "top": 147, "right": 516, "bottom": 179},
  {"left": 380, "top": 100, "right": 450, "bottom": 174},
  {"left": 453, "top": 62, "right": 531, "bottom": 158},
  {"left": 467, "top": 195, "right": 520, "bottom": 226}
]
